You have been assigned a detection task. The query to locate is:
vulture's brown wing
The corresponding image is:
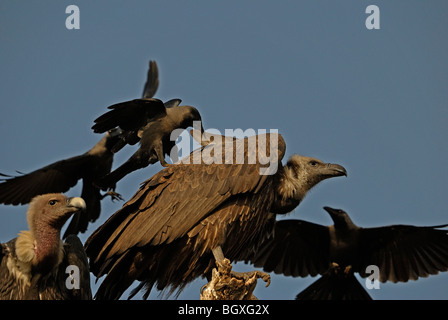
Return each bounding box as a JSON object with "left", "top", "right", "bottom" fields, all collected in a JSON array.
[
  {"left": 0, "top": 154, "right": 95, "bottom": 205},
  {"left": 87, "top": 163, "right": 271, "bottom": 272},
  {"left": 142, "top": 60, "right": 159, "bottom": 99},
  {"left": 0, "top": 239, "right": 28, "bottom": 299},
  {"left": 92, "top": 98, "right": 166, "bottom": 133},
  {"left": 250, "top": 219, "right": 330, "bottom": 277},
  {"left": 0, "top": 242, "right": 12, "bottom": 299},
  {"left": 185, "top": 132, "right": 285, "bottom": 174},
  {"left": 85, "top": 133, "right": 286, "bottom": 274},
  {"left": 355, "top": 224, "right": 448, "bottom": 282}
]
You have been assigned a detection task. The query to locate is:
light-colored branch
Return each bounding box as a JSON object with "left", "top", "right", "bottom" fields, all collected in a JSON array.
[{"left": 200, "top": 258, "right": 270, "bottom": 300}]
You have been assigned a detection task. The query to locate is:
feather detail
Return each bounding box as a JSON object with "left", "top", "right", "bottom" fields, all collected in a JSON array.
[{"left": 15, "top": 231, "right": 35, "bottom": 264}]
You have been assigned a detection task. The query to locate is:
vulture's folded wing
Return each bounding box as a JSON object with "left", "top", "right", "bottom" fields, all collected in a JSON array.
[{"left": 85, "top": 133, "right": 286, "bottom": 277}]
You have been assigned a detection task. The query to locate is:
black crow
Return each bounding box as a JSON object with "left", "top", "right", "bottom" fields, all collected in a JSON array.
[
  {"left": 92, "top": 60, "right": 203, "bottom": 190},
  {"left": 250, "top": 206, "right": 448, "bottom": 299}
]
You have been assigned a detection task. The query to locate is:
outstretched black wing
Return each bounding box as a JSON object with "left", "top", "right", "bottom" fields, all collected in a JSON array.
[
  {"left": 355, "top": 224, "right": 448, "bottom": 282},
  {"left": 0, "top": 155, "right": 94, "bottom": 205},
  {"left": 249, "top": 219, "right": 330, "bottom": 277}
]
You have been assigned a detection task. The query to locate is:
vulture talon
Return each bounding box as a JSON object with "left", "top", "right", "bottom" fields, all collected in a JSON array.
[{"left": 230, "top": 270, "right": 271, "bottom": 287}]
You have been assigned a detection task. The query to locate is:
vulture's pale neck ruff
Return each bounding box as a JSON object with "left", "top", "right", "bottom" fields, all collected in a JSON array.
[
  {"left": 279, "top": 165, "right": 309, "bottom": 202},
  {"left": 9, "top": 195, "right": 86, "bottom": 289}
]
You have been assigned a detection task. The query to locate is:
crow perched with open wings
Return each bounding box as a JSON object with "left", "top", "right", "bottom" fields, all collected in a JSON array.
[
  {"left": 250, "top": 206, "right": 448, "bottom": 299},
  {"left": 85, "top": 133, "right": 347, "bottom": 299},
  {"left": 0, "top": 129, "right": 122, "bottom": 238},
  {"left": 92, "top": 60, "right": 203, "bottom": 190}
]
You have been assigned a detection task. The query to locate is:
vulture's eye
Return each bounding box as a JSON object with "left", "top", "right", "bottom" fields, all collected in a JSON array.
[
  {"left": 309, "top": 161, "right": 318, "bottom": 166},
  {"left": 48, "top": 200, "right": 57, "bottom": 206}
]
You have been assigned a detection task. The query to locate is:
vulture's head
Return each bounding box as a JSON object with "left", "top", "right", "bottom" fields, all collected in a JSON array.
[
  {"left": 286, "top": 154, "right": 347, "bottom": 190},
  {"left": 15, "top": 194, "right": 86, "bottom": 273},
  {"left": 27, "top": 194, "right": 86, "bottom": 233},
  {"left": 274, "top": 155, "right": 347, "bottom": 214}
]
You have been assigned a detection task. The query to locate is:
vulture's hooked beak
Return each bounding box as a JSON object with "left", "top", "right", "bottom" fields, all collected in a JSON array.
[
  {"left": 324, "top": 163, "right": 347, "bottom": 177},
  {"left": 67, "top": 197, "right": 86, "bottom": 212}
]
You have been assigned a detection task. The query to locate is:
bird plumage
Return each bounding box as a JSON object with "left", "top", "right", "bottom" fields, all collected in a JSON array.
[
  {"left": 295, "top": 264, "right": 372, "bottom": 300},
  {"left": 92, "top": 60, "right": 204, "bottom": 190},
  {"left": 93, "top": 99, "right": 203, "bottom": 189},
  {"left": 0, "top": 129, "right": 122, "bottom": 238},
  {"left": 249, "top": 206, "right": 448, "bottom": 299},
  {"left": 85, "top": 133, "right": 347, "bottom": 299},
  {"left": 0, "top": 194, "right": 91, "bottom": 300},
  {"left": 142, "top": 60, "right": 159, "bottom": 99}
]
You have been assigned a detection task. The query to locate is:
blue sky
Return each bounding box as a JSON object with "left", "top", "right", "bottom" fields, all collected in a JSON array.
[{"left": 0, "top": 1, "right": 447, "bottom": 300}]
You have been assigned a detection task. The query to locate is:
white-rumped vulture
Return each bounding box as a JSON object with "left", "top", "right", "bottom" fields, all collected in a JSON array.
[
  {"left": 0, "top": 193, "right": 91, "bottom": 300},
  {"left": 0, "top": 129, "right": 122, "bottom": 238},
  {"left": 92, "top": 60, "right": 203, "bottom": 191},
  {"left": 85, "top": 133, "right": 347, "bottom": 299},
  {"left": 250, "top": 206, "right": 448, "bottom": 299}
]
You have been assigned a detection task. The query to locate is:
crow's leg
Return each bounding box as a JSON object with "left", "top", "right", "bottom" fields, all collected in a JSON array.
[{"left": 97, "top": 149, "right": 148, "bottom": 190}]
